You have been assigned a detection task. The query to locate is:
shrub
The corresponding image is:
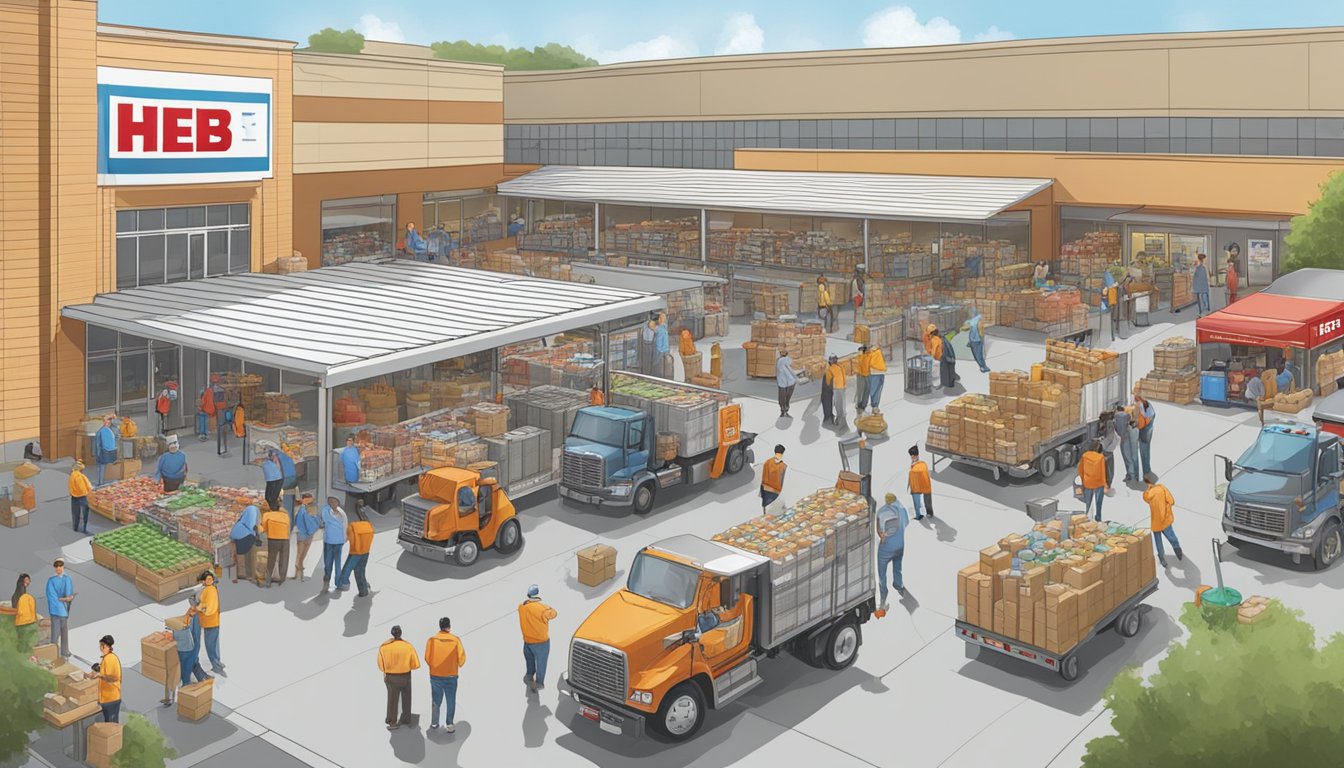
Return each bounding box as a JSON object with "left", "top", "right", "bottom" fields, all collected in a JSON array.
[
  {"left": 112, "top": 713, "right": 177, "bottom": 768},
  {"left": 1283, "top": 171, "right": 1344, "bottom": 273},
  {"left": 0, "top": 639, "right": 55, "bottom": 764}
]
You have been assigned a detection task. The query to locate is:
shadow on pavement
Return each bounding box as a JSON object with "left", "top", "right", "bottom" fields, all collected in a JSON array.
[
  {"left": 342, "top": 593, "right": 373, "bottom": 637},
  {"left": 424, "top": 720, "right": 471, "bottom": 766},
  {"left": 388, "top": 716, "right": 426, "bottom": 765},
  {"left": 1223, "top": 540, "right": 1344, "bottom": 589},
  {"left": 954, "top": 605, "right": 1181, "bottom": 716},
  {"left": 522, "top": 695, "right": 551, "bottom": 749}
]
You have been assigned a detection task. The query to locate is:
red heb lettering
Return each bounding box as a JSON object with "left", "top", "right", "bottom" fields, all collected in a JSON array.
[{"left": 115, "top": 103, "right": 233, "bottom": 153}]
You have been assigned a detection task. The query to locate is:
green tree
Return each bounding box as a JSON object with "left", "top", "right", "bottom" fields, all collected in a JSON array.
[
  {"left": 0, "top": 624, "right": 55, "bottom": 764},
  {"left": 305, "top": 27, "right": 365, "bottom": 54},
  {"left": 111, "top": 713, "right": 177, "bottom": 768},
  {"left": 430, "top": 40, "right": 596, "bottom": 70},
  {"left": 1283, "top": 170, "right": 1344, "bottom": 272},
  {"left": 1083, "top": 601, "right": 1344, "bottom": 767}
]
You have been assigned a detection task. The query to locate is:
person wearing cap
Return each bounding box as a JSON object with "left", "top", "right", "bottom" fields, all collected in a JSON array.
[
  {"left": 338, "top": 508, "right": 375, "bottom": 597},
  {"left": 908, "top": 445, "right": 934, "bottom": 520},
  {"left": 95, "top": 634, "right": 122, "bottom": 723},
  {"left": 192, "top": 570, "right": 225, "bottom": 674},
  {"left": 69, "top": 460, "right": 93, "bottom": 533},
  {"left": 155, "top": 439, "right": 188, "bottom": 493},
  {"left": 319, "top": 497, "right": 348, "bottom": 592},
  {"left": 261, "top": 502, "right": 292, "bottom": 586},
  {"left": 876, "top": 492, "right": 910, "bottom": 608},
  {"left": 822, "top": 354, "right": 846, "bottom": 427},
  {"left": 425, "top": 616, "right": 467, "bottom": 732},
  {"left": 94, "top": 413, "right": 119, "bottom": 486},
  {"left": 292, "top": 493, "right": 320, "bottom": 582},
  {"left": 378, "top": 625, "right": 420, "bottom": 730},
  {"left": 760, "top": 444, "right": 787, "bottom": 512},
  {"left": 230, "top": 504, "right": 260, "bottom": 585},
  {"left": 1143, "top": 473, "right": 1184, "bottom": 566},
  {"left": 519, "top": 585, "right": 558, "bottom": 692}
]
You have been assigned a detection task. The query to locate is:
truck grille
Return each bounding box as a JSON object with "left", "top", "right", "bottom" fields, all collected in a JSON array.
[
  {"left": 562, "top": 450, "right": 604, "bottom": 490},
  {"left": 401, "top": 505, "right": 426, "bottom": 539},
  {"left": 569, "top": 639, "right": 627, "bottom": 702},
  {"left": 1232, "top": 502, "right": 1289, "bottom": 536}
]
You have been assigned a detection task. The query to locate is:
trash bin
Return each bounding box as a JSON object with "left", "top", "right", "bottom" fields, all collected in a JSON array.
[{"left": 1200, "top": 586, "right": 1243, "bottom": 628}]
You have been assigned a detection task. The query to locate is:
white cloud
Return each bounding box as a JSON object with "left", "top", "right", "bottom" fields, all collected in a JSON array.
[
  {"left": 358, "top": 13, "right": 405, "bottom": 43},
  {"left": 862, "top": 6, "right": 961, "bottom": 47},
  {"left": 862, "top": 6, "right": 1014, "bottom": 48},
  {"left": 593, "top": 34, "right": 699, "bottom": 64},
  {"left": 717, "top": 12, "right": 765, "bottom": 55}
]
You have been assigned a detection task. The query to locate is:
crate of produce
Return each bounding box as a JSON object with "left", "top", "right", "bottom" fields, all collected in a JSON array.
[{"left": 90, "top": 541, "right": 117, "bottom": 569}]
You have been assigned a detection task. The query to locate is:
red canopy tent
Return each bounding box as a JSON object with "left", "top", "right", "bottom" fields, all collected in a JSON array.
[{"left": 1196, "top": 293, "right": 1344, "bottom": 349}]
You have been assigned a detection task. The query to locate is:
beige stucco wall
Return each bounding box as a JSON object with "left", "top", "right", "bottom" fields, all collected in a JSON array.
[{"left": 504, "top": 27, "right": 1344, "bottom": 122}]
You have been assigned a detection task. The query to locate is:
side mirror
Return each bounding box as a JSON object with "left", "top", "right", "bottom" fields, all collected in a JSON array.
[
  {"left": 1216, "top": 455, "right": 1232, "bottom": 483},
  {"left": 697, "top": 611, "right": 720, "bottom": 634}
]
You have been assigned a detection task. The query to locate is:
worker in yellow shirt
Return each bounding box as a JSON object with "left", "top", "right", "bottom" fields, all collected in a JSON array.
[
  {"left": 69, "top": 461, "right": 93, "bottom": 534},
  {"left": 864, "top": 345, "right": 887, "bottom": 413},
  {"left": 7, "top": 573, "right": 39, "bottom": 652},
  {"left": 816, "top": 275, "right": 835, "bottom": 332},
  {"left": 425, "top": 616, "right": 467, "bottom": 732},
  {"left": 589, "top": 386, "right": 605, "bottom": 406},
  {"left": 519, "top": 585, "right": 558, "bottom": 692},
  {"left": 908, "top": 445, "right": 933, "bottom": 520},
  {"left": 261, "top": 504, "right": 291, "bottom": 587},
  {"left": 338, "top": 510, "right": 375, "bottom": 596},
  {"left": 1143, "top": 474, "right": 1184, "bottom": 566},
  {"left": 95, "top": 634, "right": 122, "bottom": 722},
  {"left": 1077, "top": 441, "right": 1111, "bottom": 522},
  {"left": 822, "top": 355, "right": 847, "bottom": 426},
  {"left": 377, "top": 625, "right": 421, "bottom": 730},
  {"left": 760, "top": 444, "right": 787, "bottom": 511},
  {"left": 854, "top": 345, "right": 872, "bottom": 412},
  {"left": 192, "top": 570, "right": 225, "bottom": 675}
]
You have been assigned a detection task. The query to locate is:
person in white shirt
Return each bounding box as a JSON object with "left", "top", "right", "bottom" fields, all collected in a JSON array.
[{"left": 776, "top": 349, "right": 800, "bottom": 418}]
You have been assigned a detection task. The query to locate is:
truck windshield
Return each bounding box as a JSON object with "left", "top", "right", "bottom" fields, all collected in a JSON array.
[
  {"left": 1237, "top": 429, "right": 1313, "bottom": 474},
  {"left": 570, "top": 412, "right": 625, "bottom": 447},
  {"left": 627, "top": 552, "right": 700, "bottom": 609}
]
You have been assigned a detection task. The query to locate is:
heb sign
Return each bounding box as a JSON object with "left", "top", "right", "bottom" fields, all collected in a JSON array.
[
  {"left": 1313, "top": 315, "right": 1344, "bottom": 347},
  {"left": 97, "top": 67, "right": 272, "bottom": 186}
]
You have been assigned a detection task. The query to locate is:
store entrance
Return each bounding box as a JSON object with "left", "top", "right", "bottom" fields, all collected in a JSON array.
[{"left": 151, "top": 344, "right": 182, "bottom": 431}]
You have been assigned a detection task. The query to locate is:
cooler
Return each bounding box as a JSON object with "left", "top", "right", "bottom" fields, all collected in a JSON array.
[{"left": 1200, "top": 370, "right": 1228, "bottom": 405}]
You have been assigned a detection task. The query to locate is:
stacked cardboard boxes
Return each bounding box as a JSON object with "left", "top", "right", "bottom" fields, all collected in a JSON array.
[
  {"left": 58, "top": 669, "right": 99, "bottom": 707},
  {"left": 1133, "top": 337, "right": 1199, "bottom": 404},
  {"left": 743, "top": 321, "right": 826, "bottom": 379},
  {"left": 576, "top": 544, "right": 618, "bottom": 586},
  {"left": 87, "top": 723, "right": 123, "bottom": 768},
  {"left": 1317, "top": 349, "right": 1344, "bottom": 396},
  {"left": 749, "top": 284, "right": 792, "bottom": 317},
  {"left": 1058, "top": 231, "right": 1122, "bottom": 306},
  {"left": 1271, "top": 388, "right": 1314, "bottom": 414},
  {"left": 141, "top": 631, "right": 178, "bottom": 685},
  {"left": 178, "top": 679, "right": 215, "bottom": 721},
  {"left": 958, "top": 515, "right": 1156, "bottom": 654},
  {"left": 601, "top": 218, "right": 700, "bottom": 259}
]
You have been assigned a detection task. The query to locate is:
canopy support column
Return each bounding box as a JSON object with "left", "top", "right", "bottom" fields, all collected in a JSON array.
[
  {"left": 316, "top": 384, "right": 330, "bottom": 503},
  {"left": 700, "top": 209, "right": 708, "bottom": 264},
  {"left": 593, "top": 202, "right": 601, "bottom": 254}
]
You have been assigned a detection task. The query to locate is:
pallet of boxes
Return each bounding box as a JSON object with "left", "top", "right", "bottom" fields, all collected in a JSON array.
[
  {"left": 1317, "top": 349, "right": 1344, "bottom": 397},
  {"left": 1133, "top": 337, "right": 1199, "bottom": 404},
  {"left": 742, "top": 320, "right": 826, "bottom": 381},
  {"left": 956, "top": 515, "right": 1158, "bottom": 679}
]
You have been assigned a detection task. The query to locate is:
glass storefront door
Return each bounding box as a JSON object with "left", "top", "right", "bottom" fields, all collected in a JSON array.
[{"left": 151, "top": 343, "right": 181, "bottom": 430}]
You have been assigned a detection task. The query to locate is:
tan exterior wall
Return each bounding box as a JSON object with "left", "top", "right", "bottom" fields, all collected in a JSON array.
[
  {"left": 504, "top": 27, "right": 1344, "bottom": 122},
  {"left": 733, "top": 149, "right": 1344, "bottom": 217}
]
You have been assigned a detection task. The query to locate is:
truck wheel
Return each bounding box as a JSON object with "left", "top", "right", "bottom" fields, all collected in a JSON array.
[
  {"left": 1060, "top": 654, "right": 1080, "bottom": 682},
  {"left": 725, "top": 445, "right": 746, "bottom": 475},
  {"left": 653, "top": 682, "right": 705, "bottom": 741},
  {"left": 454, "top": 535, "right": 481, "bottom": 567},
  {"left": 495, "top": 519, "right": 522, "bottom": 555},
  {"left": 1038, "top": 453, "right": 1057, "bottom": 482},
  {"left": 824, "top": 619, "right": 861, "bottom": 670},
  {"left": 632, "top": 483, "right": 656, "bottom": 515},
  {"left": 1057, "top": 444, "right": 1077, "bottom": 468},
  {"left": 1314, "top": 520, "right": 1343, "bottom": 571},
  {"left": 1117, "top": 607, "right": 1142, "bottom": 638}
]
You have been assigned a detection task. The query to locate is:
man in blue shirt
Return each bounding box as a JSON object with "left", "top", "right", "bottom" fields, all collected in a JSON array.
[
  {"left": 259, "top": 447, "right": 284, "bottom": 513},
  {"left": 404, "top": 223, "right": 427, "bottom": 260},
  {"left": 341, "top": 436, "right": 361, "bottom": 484},
  {"left": 155, "top": 439, "right": 188, "bottom": 492},
  {"left": 45, "top": 559, "right": 75, "bottom": 658},
  {"left": 319, "top": 497, "right": 349, "bottom": 593},
  {"left": 1275, "top": 357, "right": 1296, "bottom": 392},
  {"left": 653, "top": 313, "right": 671, "bottom": 379},
  {"left": 94, "top": 414, "right": 119, "bottom": 486},
  {"left": 876, "top": 493, "right": 910, "bottom": 610},
  {"left": 964, "top": 307, "right": 989, "bottom": 373}
]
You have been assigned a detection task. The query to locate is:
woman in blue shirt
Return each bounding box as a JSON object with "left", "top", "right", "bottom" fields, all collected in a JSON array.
[
  {"left": 260, "top": 448, "right": 284, "bottom": 512},
  {"left": 155, "top": 440, "right": 189, "bottom": 492},
  {"left": 230, "top": 505, "right": 260, "bottom": 584},
  {"left": 291, "top": 493, "right": 320, "bottom": 582}
]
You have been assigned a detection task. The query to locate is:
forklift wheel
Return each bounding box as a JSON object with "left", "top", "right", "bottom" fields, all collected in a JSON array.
[
  {"left": 454, "top": 536, "right": 481, "bottom": 567},
  {"left": 726, "top": 445, "right": 746, "bottom": 475},
  {"left": 495, "top": 518, "right": 522, "bottom": 555}
]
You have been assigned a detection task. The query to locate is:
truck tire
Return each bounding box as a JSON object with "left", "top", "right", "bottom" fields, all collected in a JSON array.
[
  {"left": 1038, "top": 452, "right": 1058, "bottom": 482},
  {"left": 653, "top": 682, "right": 706, "bottom": 741},
  {"left": 1060, "top": 654, "right": 1080, "bottom": 682},
  {"left": 824, "top": 619, "right": 861, "bottom": 670},
  {"left": 726, "top": 445, "right": 746, "bottom": 475},
  {"left": 1057, "top": 444, "right": 1077, "bottom": 469},
  {"left": 632, "top": 482, "right": 656, "bottom": 515},
  {"left": 454, "top": 535, "right": 481, "bottom": 567},
  {"left": 1117, "top": 607, "right": 1142, "bottom": 638},
  {"left": 495, "top": 519, "right": 522, "bottom": 555},
  {"left": 1313, "top": 520, "right": 1343, "bottom": 571}
]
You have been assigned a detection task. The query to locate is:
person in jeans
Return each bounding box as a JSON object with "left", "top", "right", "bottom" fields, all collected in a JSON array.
[
  {"left": 816, "top": 275, "right": 835, "bottom": 332},
  {"left": 759, "top": 445, "right": 787, "bottom": 512},
  {"left": 1193, "top": 253, "right": 1211, "bottom": 316},
  {"left": 1078, "top": 441, "right": 1110, "bottom": 522},
  {"left": 1143, "top": 474, "right": 1184, "bottom": 566},
  {"left": 1134, "top": 395, "right": 1157, "bottom": 479},
  {"left": 908, "top": 446, "right": 934, "bottom": 520},
  {"left": 319, "top": 497, "right": 348, "bottom": 592},
  {"left": 229, "top": 504, "right": 260, "bottom": 585},
  {"left": 518, "top": 585, "right": 557, "bottom": 692},
  {"left": 338, "top": 509, "right": 375, "bottom": 597},
  {"left": 425, "top": 617, "right": 467, "bottom": 732},
  {"left": 775, "top": 349, "right": 799, "bottom": 418},
  {"left": 69, "top": 461, "right": 93, "bottom": 534},
  {"left": 45, "top": 559, "right": 74, "bottom": 658},
  {"left": 193, "top": 571, "right": 225, "bottom": 675},
  {"left": 292, "top": 493, "right": 320, "bottom": 581},
  {"left": 863, "top": 344, "right": 887, "bottom": 414},
  {"left": 1113, "top": 406, "right": 1140, "bottom": 482},
  {"left": 260, "top": 446, "right": 284, "bottom": 512},
  {"left": 964, "top": 308, "right": 990, "bottom": 373},
  {"left": 876, "top": 493, "right": 909, "bottom": 610},
  {"left": 377, "top": 625, "right": 420, "bottom": 731},
  {"left": 95, "top": 635, "right": 122, "bottom": 723},
  {"left": 94, "top": 414, "right": 118, "bottom": 486}
]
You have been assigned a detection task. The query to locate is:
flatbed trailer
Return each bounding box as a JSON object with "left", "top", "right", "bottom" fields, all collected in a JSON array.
[
  {"left": 928, "top": 423, "right": 1094, "bottom": 482},
  {"left": 956, "top": 578, "right": 1158, "bottom": 681}
]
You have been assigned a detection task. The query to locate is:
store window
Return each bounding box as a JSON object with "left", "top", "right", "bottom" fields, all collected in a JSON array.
[
  {"left": 600, "top": 205, "right": 701, "bottom": 264},
  {"left": 321, "top": 195, "right": 396, "bottom": 266},
  {"left": 115, "top": 204, "right": 251, "bottom": 290},
  {"left": 420, "top": 192, "right": 507, "bottom": 261},
  {"left": 517, "top": 200, "right": 594, "bottom": 253},
  {"left": 706, "top": 211, "right": 864, "bottom": 276}
]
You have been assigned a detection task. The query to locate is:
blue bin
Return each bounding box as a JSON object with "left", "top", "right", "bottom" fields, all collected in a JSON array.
[{"left": 1201, "top": 371, "right": 1227, "bottom": 403}]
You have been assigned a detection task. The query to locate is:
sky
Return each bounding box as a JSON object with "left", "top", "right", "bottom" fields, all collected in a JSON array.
[{"left": 98, "top": 1, "right": 1344, "bottom": 63}]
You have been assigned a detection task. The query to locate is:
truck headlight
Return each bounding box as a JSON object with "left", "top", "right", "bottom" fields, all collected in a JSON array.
[
  {"left": 1292, "top": 522, "right": 1319, "bottom": 539},
  {"left": 1223, "top": 500, "right": 1232, "bottom": 520},
  {"left": 629, "top": 690, "right": 653, "bottom": 705},
  {"left": 610, "top": 479, "right": 632, "bottom": 496}
]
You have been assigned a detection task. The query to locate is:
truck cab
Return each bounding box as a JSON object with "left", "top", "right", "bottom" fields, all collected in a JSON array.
[{"left": 1219, "top": 420, "right": 1344, "bottom": 570}]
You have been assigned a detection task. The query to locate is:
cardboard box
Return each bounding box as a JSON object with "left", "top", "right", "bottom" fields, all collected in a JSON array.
[
  {"left": 0, "top": 505, "right": 30, "bottom": 527},
  {"left": 87, "top": 722, "right": 123, "bottom": 764},
  {"left": 32, "top": 643, "right": 60, "bottom": 664},
  {"left": 60, "top": 676, "right": 98, "bottom": 707},
  {"left": 957, "top": 564, "right": 979, "bottom": 607},
  {"left": 993, "top": 600, "right": 1005, "bottom": 635},
  {"left": 178, "top": 679, "right": 214, "bottom": 721},
  {"left": 576, "top": 544, "right": 618, "bottom": 587}
]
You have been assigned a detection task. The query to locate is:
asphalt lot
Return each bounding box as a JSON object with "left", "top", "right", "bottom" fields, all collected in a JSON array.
[{"left": 6, "top": 296, "right": 1338, "bottom": 768}]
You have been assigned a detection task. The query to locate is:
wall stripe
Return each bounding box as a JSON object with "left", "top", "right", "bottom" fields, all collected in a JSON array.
[{"left": 295, "top": 95, "right": 503, "bottom": 125}]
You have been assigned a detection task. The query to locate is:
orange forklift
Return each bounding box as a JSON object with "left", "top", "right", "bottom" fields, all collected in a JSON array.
[{"left": 398, "top": 466, "right": 523, "bottom": 566}]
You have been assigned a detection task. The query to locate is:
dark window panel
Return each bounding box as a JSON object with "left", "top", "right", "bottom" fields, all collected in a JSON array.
[
  {"left": 1117, "top": 118, "right": 1144, "bottom": 138},
  {"left": 1035, "top": 118, "right": 1065, "bottom": 138},
  {"left": 1240, "top": 118, "right": 1267, "bottom": 138}
]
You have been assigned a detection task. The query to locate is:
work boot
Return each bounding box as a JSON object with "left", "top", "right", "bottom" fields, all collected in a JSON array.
[
  {"left": 1159, "top": 554, "right": 1168, "bottom": 567},
  {"left": 1175, "top": 548, "right": 1184, "bottom": 561}
]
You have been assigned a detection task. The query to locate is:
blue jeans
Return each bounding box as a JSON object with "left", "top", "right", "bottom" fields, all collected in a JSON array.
[
  {"left": 1196, "top": 291, "right": 1210, "bottom": 314},
  {"left": 1119, "top": 430, "right": 1140, "bottom": 480},
  {"left": 855, "top": 375, "right": 870, "bottom": 410},
  {"left": 1154, "top": 526, "right": 1181, "bottom": 558},
  {"left": 878, "top": 547, "right": 904, "bottom": 602},
  {"left": 867, "top": 374, "right": 885, "bottom": 409},
  {"left": 523, "top": 640, "right": 550, "bottom": 685},
  {"left": 179, "top": 649, "right": 208, "bottom": 686},
  {"left": 101, "top": 700, "right": 120, "bottom": 723},
  {"left": 71, "top": 496, "right": 90, "bottom": 532},
  {"left": 338, "top": 553, "right": 369, "bottom": 593},
  {"left": 969, "top": 340, "right": 989, "bottom": 372},
  {"left": 203, "top": 626, "right": 222, "bottom": 668},
  {"left": 912, "top": 493, "right": 932, "bottom": 518},
  {"left": 96, "top": 461, "right": 107, "bottom": 486},
  {"left": 430, "top": 675, "right": 459, "bottom": 725},
  {"left": 323, "top": 542, "right": 345, "bottom": 586},
  {"left": 1083, "top": 486, "right": 1105, "bottom": 520},
  {"left": 1138, "top": 423, "right": 1154, "bottom": 477}
]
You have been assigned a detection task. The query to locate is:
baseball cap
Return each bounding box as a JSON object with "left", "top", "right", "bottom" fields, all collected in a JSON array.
[{"left": 527, "top": 585, "right": 540, "bottom": 598}]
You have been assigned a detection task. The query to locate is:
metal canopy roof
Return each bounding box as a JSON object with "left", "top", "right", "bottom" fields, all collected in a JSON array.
[
  {"left": 497, "top": 165, "right": 1052, "bottom": 223},
  {"left": 62, "top": 261, "right": 663, "bottom": 387},
  {"left": 570, "top": 262, "right": 726, "bottom": 294},
  {"left": 1263, "top": 268, "right": 1344, "bottom": 302}
]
